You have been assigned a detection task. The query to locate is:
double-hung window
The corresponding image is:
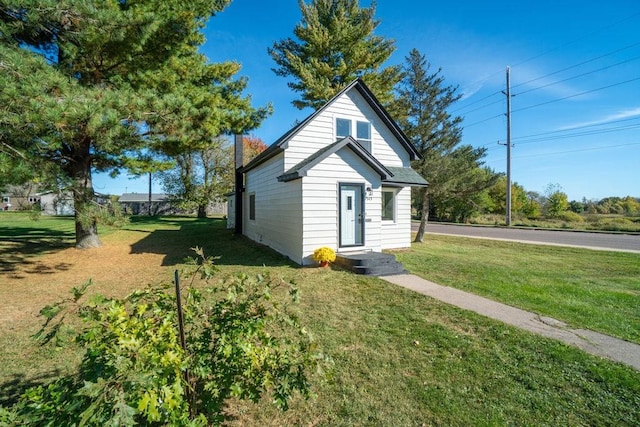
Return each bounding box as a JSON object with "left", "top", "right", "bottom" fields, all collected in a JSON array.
[
  {"left": 356, "top": 121, "right": 371, "bottom": 152},
  {"left": 336, "top": 118, "right": 351, "bottom": 139}
]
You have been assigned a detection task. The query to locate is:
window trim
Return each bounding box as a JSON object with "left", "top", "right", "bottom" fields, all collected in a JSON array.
[
  {"left": 356, "top": 120, "right": 371, "bottom": 152},
  {"left": 381, "top": 188, "right": 396, "bottom": 222},
  {"left": 335, "top": 117, "right": 372, "bottom": 153},
  {"left": 248, "top": 193, "right": 256, "bottom": 221}
]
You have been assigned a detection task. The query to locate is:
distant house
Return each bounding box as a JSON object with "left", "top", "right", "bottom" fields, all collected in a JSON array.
[
  {"left": 1, "top": 185, "right": 40, "bottom": 211},
  {"left": 39, "top": 191, "right": 75, "bottom": 215},
  {"left": 227, "top": 79, "right": 427, "bottom": 266},
  {"left": 119, "top": 193, "right": 173, "bottom": 215}
]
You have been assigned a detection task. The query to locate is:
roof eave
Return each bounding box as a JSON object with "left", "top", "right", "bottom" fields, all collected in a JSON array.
[{"left": 353, "top": 81, "right": 422, "bottom": 160}]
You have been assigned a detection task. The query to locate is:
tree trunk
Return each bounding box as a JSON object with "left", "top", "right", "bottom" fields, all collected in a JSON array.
[
  {"left": 197, "top": 204, "right": 207, "bottom": 218},
  {"left": 69, "top": 138, "right": 102, "bottom": 249},
  {"left": 413, "top": 188, "right": 430, "bottom": 243}
]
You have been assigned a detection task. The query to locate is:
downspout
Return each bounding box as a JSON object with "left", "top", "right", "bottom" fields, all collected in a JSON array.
[{"left": 234, "top": 134, "right": 243, "bottom": 234}]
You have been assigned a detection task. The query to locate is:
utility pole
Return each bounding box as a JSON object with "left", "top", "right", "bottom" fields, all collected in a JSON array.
[
  {"left": 505, "top": 66, "right": 512, "bottom": 226},
  {"left": 148, "top": 171, "right": 152, "bottom": 216}
]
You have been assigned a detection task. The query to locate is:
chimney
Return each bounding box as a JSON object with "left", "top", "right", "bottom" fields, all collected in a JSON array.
[{"left": 234, "top": 134, "right": 243, "bottom": 234}]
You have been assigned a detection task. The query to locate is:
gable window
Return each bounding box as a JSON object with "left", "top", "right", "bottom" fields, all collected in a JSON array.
[
  {"left": 381, "top": 189, "right": 396, "bottom": 222},
  {"left": 336, "top": 118, "right": 372, "bottom": 152},
  {"left": 336, "top": 118, "right": 351, "bottom": 139},
  {"left": 356, "top": 121, "right": 371, "bottom": 152},
  {"left": 249, "top": 193, "right": 256, "bottom": 220}
]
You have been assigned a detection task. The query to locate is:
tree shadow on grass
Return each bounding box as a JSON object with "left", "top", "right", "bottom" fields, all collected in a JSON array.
[
  {"left": 0, "top": 370, "right": 62, "bottom": 407},
  {"left": 129, "top": 218, "right": 296, "bottom": 268},
  {"left": 0, "top": 225, "right": 74, "bottom": 276}
]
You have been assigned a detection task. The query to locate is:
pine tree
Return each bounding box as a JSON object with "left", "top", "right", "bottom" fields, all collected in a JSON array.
[
  {"left": 391, "top": 49, "right": 498, "bottom": 241},
  {"left": 0, "top": 0, "right": 269, "bottom": 247},
  {"left": 269, "top": 0, "right": 400, "bottom": 109}
]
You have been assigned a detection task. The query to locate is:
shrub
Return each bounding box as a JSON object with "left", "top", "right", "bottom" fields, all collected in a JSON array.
[
  {"left": 595, "top": 217, "right": 637, "bottom": 232},
  {"left": 312, "top": 247, "right": 336, "bottom": 264},
  {"left": 0, "top": 249, "right": 323, "bottom": 426},
  {"left": 557, "top": 211, "right": 584, "bottom": 223}
]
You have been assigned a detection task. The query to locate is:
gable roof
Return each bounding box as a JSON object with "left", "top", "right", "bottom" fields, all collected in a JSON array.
[
  {"left": 242, "top": 78, "right": 420, "bottom": 173},
  {"left": 277, "top": 136, "right": 392, "bottom": 182}
]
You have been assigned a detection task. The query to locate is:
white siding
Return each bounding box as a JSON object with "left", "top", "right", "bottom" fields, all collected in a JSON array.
[
  {"left": 241, "top": 84, "right": 416, "bottom": 265},
  {"left": 380, "top": 186, "right": 413, "bottom": 249},
  {"left": 244, "top": 153, "right": 304, "bottom": 264},
  {"left": 284, "top": 90, "right": 411, "bottom": 170},
  {"left": 300, "top": 149, "right": 384, "bottom": 265}
]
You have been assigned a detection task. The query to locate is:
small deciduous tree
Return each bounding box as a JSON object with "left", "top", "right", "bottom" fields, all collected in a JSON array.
[
  {"left": 484, "top": 177, "right": 530, "bottom": 217},
  {"left": 269, "top": 0, "right": 400, "bottom": 109},
  {"left": 160, "top": 136, "right": 267, "bottom": 217},
  {"left": 242, "top": 135, "right": 269, "bottom": 165},
  {"left": 0, "top": 249, "right": 322, "bottom": 425},
  {"left": 543, "top": 183, "right": 569, "bottom": 218}
]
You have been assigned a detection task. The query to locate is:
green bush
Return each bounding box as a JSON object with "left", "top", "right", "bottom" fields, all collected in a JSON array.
[
  {"left": 595, "top": 217, "right": 636, "bottom": 232},
  {"left": 0, "top": 249, "right": 323, "bottom": 426},
  {"left": 556, "top": 211, "right": 584, "bottom": 223}
]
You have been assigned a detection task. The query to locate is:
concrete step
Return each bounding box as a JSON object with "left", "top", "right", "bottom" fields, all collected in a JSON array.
[{"left": 335, "top": 252, "right": 406, "bottom": 276}]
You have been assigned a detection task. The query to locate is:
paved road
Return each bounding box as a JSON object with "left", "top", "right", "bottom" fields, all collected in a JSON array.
[{"left": 414, "top": 223, "right": 640, "bottom": 253}]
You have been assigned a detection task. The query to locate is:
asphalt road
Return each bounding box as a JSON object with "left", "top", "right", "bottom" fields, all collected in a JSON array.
[{"left": 415, "top": 223, "right": 640, "bottom": 253}]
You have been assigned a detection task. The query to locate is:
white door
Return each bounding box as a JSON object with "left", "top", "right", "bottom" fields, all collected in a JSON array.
[{"left": 340, "top": 184, "right": 363, "bottom": 247}]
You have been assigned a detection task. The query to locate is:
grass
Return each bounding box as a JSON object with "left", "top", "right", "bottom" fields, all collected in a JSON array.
[
  {"left": 0, "top": 213, "right": 639, "bottom": 425},
  {"left": 469, "top": 213, "right": 640, "bottom": 232},
  {"left": 395, "top": 235, "right": 640, "bottom": 344}
]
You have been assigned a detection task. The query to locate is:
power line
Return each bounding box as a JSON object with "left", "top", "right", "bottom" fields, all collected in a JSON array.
[
  {"left": 514, "top": 55, "right": 640, "bottom": 97},
  {"left": 484, "top": 142, "right": 640, "bottom": 163},
  {"left": 463, "top": 113, "right": 504, "bottom": 128},
  {"left": 509, "top": 12, "right": 640, "bottom": 70},
  {"left": 479, "top": 117, "right": 640, "bottom": 150},
  {"left": 464, "top": 54, "right": 640, "bottom": 123},
  {"left": 511, "top": 116, "right": 640, "bottom": 141},
  {"left": 449, "top": 90, "right": 503, "bottom": 114},
  {"left": 512, "top": 77, "right": 640, "bottom": 113},
  {"left": 512, "top": 40, "right": 640, "bottom": 90},
  {"left": 451, "top": 13, "right": 640, "bottom": 119},
  {"left": 513, "top": 142, "right": 640, "bottom": 159},
  {"left": 455, "top": 97, "right": 504, "bottom": 115},
  {"left": 514, "top": 124, "right": 640, "bottom": 145}
]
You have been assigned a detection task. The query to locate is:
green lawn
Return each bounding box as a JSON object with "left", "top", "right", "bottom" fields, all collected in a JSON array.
[
  {"left": 0, "top": 214, "right": 639, "bottom": 425},
  {"left": 396, "top": 235, "right": 640, "bottom": 344}
]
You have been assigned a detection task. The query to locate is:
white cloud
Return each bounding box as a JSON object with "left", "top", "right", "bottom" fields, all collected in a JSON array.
[{"left": 556, "top": 107, "right": 640, "bottom": 130}]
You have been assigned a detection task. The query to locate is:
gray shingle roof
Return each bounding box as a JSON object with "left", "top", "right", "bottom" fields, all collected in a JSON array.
[{"left": 383, "top": 167, "right": 428, "bottom": 187}]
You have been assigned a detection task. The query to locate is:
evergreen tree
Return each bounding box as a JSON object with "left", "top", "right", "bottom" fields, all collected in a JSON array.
[
  {"left": 391, "top": 49, "right": 498, "bottom": 241},
  {"left": 269, "top": 0, "right": 400, "bottom": 109},
  {"left": 0, "top": 0, "right": 269, "bottom": 247}
]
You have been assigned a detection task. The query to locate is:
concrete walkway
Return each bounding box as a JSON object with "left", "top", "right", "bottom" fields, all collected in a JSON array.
[{"left": 383, "top": 274, "right": 640, "bottom": 371}]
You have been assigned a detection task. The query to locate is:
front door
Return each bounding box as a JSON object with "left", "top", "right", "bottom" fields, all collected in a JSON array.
[{"left": 339, "top": 184, "right": 364, "bottom": 247}]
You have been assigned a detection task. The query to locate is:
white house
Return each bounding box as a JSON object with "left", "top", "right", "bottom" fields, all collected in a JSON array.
[{"left": 228, "top": 79, "right": 427, "bottom": 266}]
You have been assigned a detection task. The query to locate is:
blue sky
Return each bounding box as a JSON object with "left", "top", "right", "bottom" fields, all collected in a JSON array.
[{"left": 93, "top": 0, "right": 640, "bottom": 201}]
